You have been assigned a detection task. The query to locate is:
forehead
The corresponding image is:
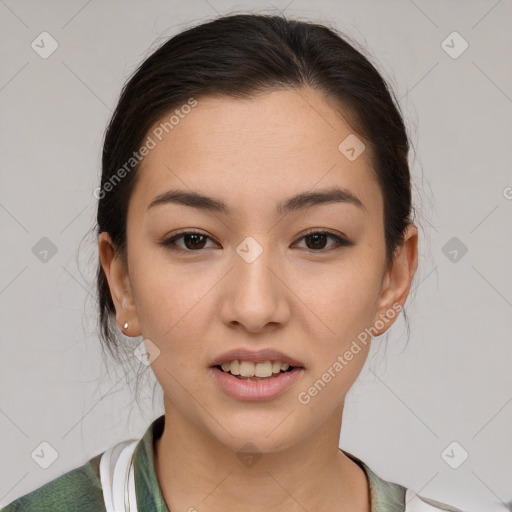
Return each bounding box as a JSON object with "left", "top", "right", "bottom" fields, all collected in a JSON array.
[{"left": 131, "top": 87, "right": 382, "bottom": 220}]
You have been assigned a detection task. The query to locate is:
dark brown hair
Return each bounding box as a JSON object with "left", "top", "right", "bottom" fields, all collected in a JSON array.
[{"left": 96, "top": 13, "right": 416, "bottom": 377}]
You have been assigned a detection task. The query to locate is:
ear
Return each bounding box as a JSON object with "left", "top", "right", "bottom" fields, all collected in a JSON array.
[
  {"left": 98, "top": 232, "right": 141, "bottom": 337},
  {"left": 372, "top": 223, "right": 418, "bottom": 336}
]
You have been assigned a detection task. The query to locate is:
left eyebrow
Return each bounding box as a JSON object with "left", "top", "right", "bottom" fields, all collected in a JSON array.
[
  {"left": 276, "top": 187, "right": 367, "bottom": 215},
  {"left": 146, "top": 186, "right": 367, "bottom": 215}
]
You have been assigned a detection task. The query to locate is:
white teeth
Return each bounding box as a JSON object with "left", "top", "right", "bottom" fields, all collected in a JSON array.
[
  {"left": 239, "top": 361, "right": 255, "bottom": 377},
  {"left": 230, "top": 360, "right": 240, "bottom": 375},
  {"left": 219, "top": 360, "right": 294, "bottom": 377},
  {"left": 255, "top": 361, "right": 273, "bottom": 377}
]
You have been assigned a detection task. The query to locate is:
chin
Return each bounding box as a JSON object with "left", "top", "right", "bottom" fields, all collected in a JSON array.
[{"left": 206, "top": 415, "right": 309, "bottom": 455}]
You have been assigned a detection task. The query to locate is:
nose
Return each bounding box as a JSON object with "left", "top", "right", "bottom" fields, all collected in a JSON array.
[{"left": 219, "top": 238, "right": 291, "bottom": 333}]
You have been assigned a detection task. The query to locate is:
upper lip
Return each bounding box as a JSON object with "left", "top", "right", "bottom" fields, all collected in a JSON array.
[{"left": 210, "top": 348, "right": 304, "bottom": 368}]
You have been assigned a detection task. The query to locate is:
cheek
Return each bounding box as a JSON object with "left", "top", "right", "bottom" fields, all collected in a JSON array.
[
  {"left": 129, "top": 249, "right": 224, "bottom": 398},
  {"left": 293, "top": 265, "right": 378, "bottom": 415},
  {"left": 131, "top": 257, "right": 211, "bottom": 401},
  {"left": 293, "top": 258, "right": 382, "bottom": 343},
  {"left": 130, "top": 248, "right": 212, "bottom": 337}
]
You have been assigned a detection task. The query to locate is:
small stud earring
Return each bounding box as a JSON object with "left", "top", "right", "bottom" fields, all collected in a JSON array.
[{"left": 123, "top": 322, "right": 129, "bottom": 329}]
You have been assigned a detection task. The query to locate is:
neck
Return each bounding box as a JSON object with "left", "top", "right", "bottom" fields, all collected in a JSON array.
[{"left": 153, "top": 398, "right": 370, "bottom": 512}]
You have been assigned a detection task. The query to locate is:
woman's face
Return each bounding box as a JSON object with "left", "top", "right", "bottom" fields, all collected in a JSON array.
[{"left": 101, "top": 87, "right": 417, "bottom": 452}]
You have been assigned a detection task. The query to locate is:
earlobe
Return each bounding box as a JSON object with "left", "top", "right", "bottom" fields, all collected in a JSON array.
[
  {"left": 372, "top": 224, "right": 418, "bottom": 336},
  {"left": 98, "top": 232, "right": 141, "bottom": 337}
]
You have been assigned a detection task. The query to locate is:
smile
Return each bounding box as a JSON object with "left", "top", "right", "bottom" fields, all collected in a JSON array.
[{"left": 217, "top": 360, "right": 295, "bottom": 379}]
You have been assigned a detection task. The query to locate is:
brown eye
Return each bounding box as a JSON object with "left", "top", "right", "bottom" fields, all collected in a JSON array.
[
  {"left": 305, "top": 233, "right": 329, "bottom": 250},
  {"left": 181, "top": 233, "right": 207, "bottom": 250},
  {"left": 295, "top": 231, "right": 352, "bottom": 252},
  {"left": 161, "top": 231, "right": 217, "bottom": 251}
]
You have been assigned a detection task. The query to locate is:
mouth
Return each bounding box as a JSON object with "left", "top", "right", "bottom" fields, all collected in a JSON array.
[
  {"left": 214, "top": 360, "right": 298, "bottom": 381},
  {"left": 209, "top": 360, "right": 305, "bottom": 401}
]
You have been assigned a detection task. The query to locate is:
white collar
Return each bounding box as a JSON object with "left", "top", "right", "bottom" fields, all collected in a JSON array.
[{"left": 99, "top": 439, "right": 139, "bottom": 512}]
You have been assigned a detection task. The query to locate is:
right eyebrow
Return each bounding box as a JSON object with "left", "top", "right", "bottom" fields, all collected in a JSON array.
[{"left": 147, "top": 189, "right": 231, "bottom": 214}]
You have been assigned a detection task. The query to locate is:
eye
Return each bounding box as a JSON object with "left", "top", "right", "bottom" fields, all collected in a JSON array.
[
  {"left": 161, "top": 230, "right": 218, "bottom": 252},
  {"left": 161, "top": 229, "right": 352, "bottom": 253},
  {"left": 293, "top": 230, "right": 352, "bottom": 252}
]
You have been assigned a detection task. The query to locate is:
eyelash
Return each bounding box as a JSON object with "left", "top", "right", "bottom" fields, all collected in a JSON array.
[{"left": 160, "top": 229, "right": 352, "bottom": 253}]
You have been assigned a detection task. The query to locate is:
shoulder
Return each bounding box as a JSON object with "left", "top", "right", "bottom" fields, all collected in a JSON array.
[
  {"left": 404, "top": 490, "right": 468, "bottom": 512},
  {"left": 0, "top": 453, "right": 106, "bottom": 512},
  {"left": 342, "top": 450, "right": 468, "bottom": 512},
  {"left": 365, "top": 464, "right": 468, "bottom": 512},
  {"left": 366, "top": 466, "right": 469, "bottom": 512}
]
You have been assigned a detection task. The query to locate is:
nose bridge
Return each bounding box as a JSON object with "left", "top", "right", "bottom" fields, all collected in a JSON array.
[{"left": 221, "top": 235, "right": 288, "bottom": 330}]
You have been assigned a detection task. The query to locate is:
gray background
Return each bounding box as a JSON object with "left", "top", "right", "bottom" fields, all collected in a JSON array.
[{"left": 1, "top": 1, "right": 511, "bottom": 510}]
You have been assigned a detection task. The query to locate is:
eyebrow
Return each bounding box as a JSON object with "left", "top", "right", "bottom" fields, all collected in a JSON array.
[{"left": 146, "top": 186, "right": 367, "bottom": 215}]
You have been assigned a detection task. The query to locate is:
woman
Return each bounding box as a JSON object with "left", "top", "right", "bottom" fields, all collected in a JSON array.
[{"left": 1, "top": 12, "right": 467, "bottom": 512}]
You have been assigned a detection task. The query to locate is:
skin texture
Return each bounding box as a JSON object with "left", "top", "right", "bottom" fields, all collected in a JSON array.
[{"left": 99, "top": 87, "right": 418, "bottom": 512}]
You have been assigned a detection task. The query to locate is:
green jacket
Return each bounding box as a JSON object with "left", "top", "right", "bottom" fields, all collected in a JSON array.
[{"left": 0, "top": 415, "right": 459, "bottom": 511}]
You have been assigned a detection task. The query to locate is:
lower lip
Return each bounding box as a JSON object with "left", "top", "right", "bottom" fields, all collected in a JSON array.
[{"left": 210, "top": 366, "right": 304, "bottom": 401}]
